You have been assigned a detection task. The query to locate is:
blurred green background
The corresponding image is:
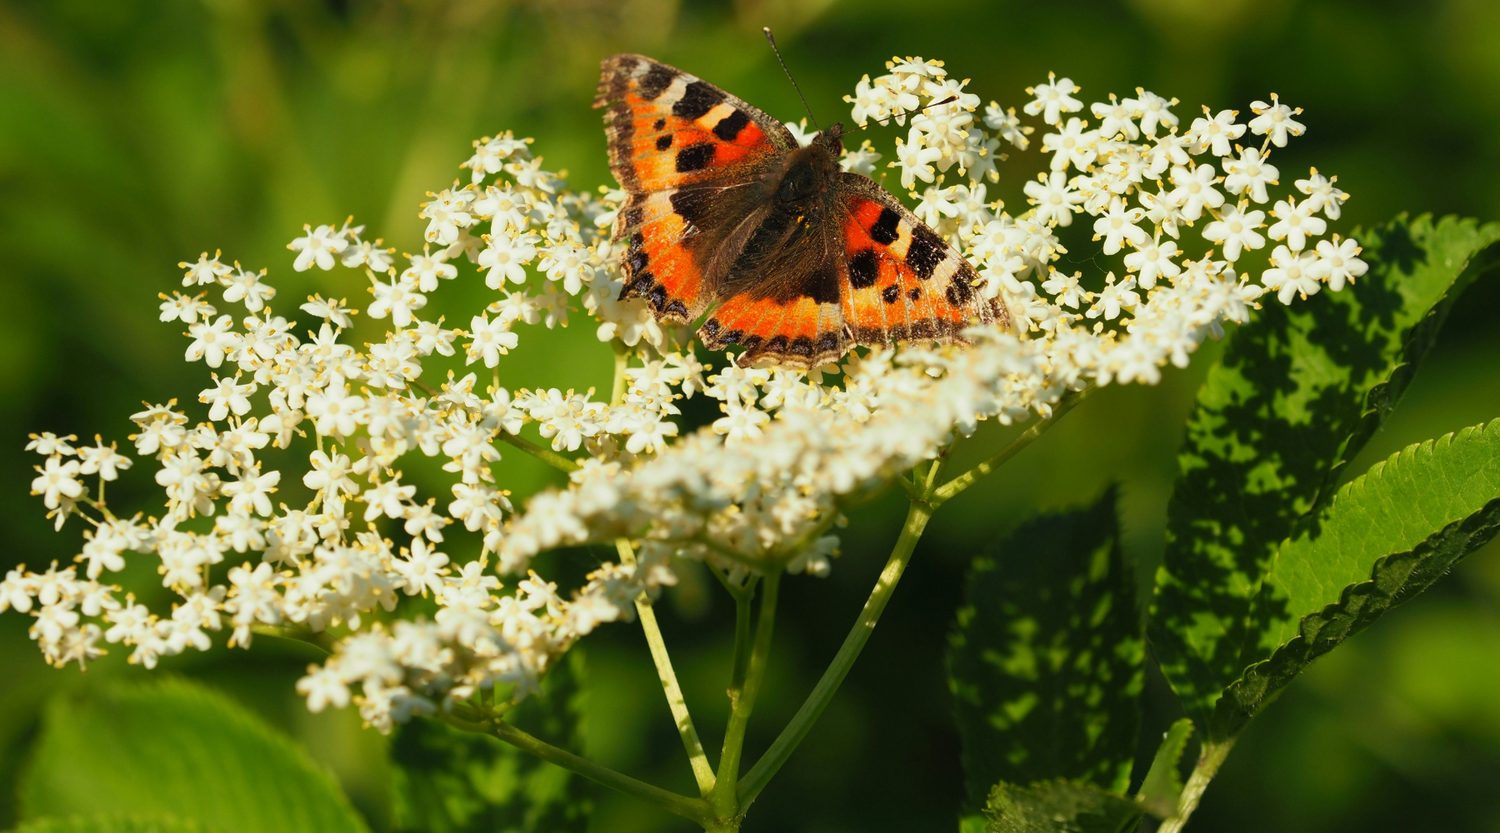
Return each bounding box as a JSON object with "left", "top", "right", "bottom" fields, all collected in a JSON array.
[{"left": 2, "top": 0, "right": 1500, "bottom": 831}]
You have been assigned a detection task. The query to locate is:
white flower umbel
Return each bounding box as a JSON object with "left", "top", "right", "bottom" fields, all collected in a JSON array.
[{"left": 11, "top": 55, "right": 1363, "bottom": 797}]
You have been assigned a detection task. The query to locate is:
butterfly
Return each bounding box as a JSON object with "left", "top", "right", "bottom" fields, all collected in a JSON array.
[{"left": 594, "top": 54, "right": 1007, "bottom": 369}]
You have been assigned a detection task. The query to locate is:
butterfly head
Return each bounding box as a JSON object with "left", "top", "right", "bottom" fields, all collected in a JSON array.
[{"left": 777, "top": 124, "right": 846, "bottom": 205}]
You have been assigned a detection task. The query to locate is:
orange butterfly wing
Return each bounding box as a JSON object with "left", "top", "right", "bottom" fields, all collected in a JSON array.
[
  {"left": 595, "top": 54, "right": 796, "bottom": 322},
  {"left": 836, "top": 174, "right": 1006, "bottom": 347}
]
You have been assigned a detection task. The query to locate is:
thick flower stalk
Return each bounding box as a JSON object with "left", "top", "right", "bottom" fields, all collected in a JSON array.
[{"left": 7, "top": 55, "right": 1362, "bottom": 822}]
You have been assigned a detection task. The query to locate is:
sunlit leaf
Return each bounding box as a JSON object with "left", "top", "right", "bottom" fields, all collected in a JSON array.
[
  {"left": 1213, "top": 420, "right": 1500, "bottom": 736},
  {"left": 985, "top": 779, "right": 1142, "bottom": 833},
  {"left": 17, "top": 679, "right": 367, "bottom": 833},
  {"left": 10, "top": 816, "right": 209, "bottom": 833},
  {"left": 1149, "top": 214, "right": 1500, "bottom": 734},
  {"left": 390, "top": 649, "right": 592, "bottom": 833},
  {"left": 949, "top": 486, "right": 1143, "bottom": 811},
  {"left": 1135, "top": 718, "right": 1193, "bottom": 818}
]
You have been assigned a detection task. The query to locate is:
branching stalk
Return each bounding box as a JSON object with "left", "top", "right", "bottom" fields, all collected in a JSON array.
[
  {"left": 499, "top": 431, "right": 580, "bottom": 473},
  {"left": 712, "top": 568, "right": 782, "bottom": 821},
  {"left": 617, "top": 538, "right": 717, "bottom": 797},
  {"left": 737, "top": 498, "right": 931, "bottom": 805},
  {"left": 443, "top": 707, "right": 711, "bottom": 823},
  {"left": 931, "top": 387, "right": 1091, "bottom": 507},
  {"left": 1157, "top": 738, "right": 1236, "bottom": 833}
]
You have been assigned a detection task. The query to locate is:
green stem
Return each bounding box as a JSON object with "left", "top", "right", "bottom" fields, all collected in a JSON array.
[
  {"left": 617, "top": 539, "right": 717, "bottom": 797},
  {"left": 738, "top": 499, "right": 932, "bottom": 805},
  {"left": 930, "top": 388, "right": 1090, "bottom": 508},
  {"left": 1157, "top": 738, "right": 1236, "bottom": 833},
  {"left": 249, "top": 623, "right": 335, "bottom": 654},
  {"left": 728, "top": 582, "right": 754, "bottom": 695},
  {"left": 712, "top": 568, "right": 782, "bottom": 821},
  {"left": 443, "top": 709, "right": 711, "bottom": 823},
  {"left": 499, "top": 431, "right": 580, "bottom": 473}
]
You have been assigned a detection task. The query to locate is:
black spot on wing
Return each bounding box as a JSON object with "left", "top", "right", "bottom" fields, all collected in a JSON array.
[
  {"left": 803, "top": 261, "right": 840, "bottom": 305},
  {"left": 638, "top": 65, "right": 676, "bottom": 100},
  {"left": 847, "top": 248, "right": 879, "bottom": 289},
  {"left": 670, "top": 189, "right": 712, "bottom": 226},
  {"left": 673, "top": 81, "right": 725, "bottom": 121},
  {"left": 906, "top": 225, "right": 946, "bottom": 280},
  {"left": 816, "top": 332, "right": 841, "bottom": 354},
  {"left": 765, "top": 335, "right": 789, "bottom": 353},
  {"left": 629, "top": 247, "right": 650, "bottom": 274},
  {"left": 656, "top": 135, "right": 672, "bottom": 151},
  {"left": 664, "top": 299, "right": 688, "bottom": 318},
  {"left": 870, "top": 207, "right": 901, "bottom": 245},
  {"left": 713, "top": 109, "right": 751, "bottom": 141},
  {"left": 907, "top": 286, "right": 921, "bottom": 300},
  {"left": 946, "top": 274, "right": 976, "bottom": 306},
  {"left": 653, "top": 118, "right": 666, "bottom": 131},
  {"left": 702, "top": 318, "right": 721, "bottom": 338},
  {"left": 788, "top": 336, "right": 814, "bottom": 358},
  {"left": 648, "top": 284, "right": 668, "bottom": 310},
  {"left": 882, "top": 285, "right": 901, "bottom": 304},
  {"left": 676, "top": 142, "right": 716, "bottom": 173}
]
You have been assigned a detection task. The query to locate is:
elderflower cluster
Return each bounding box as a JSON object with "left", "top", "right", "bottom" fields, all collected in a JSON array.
[{"left": 8, "top": 57, "right": 1364, "bottom": 733}]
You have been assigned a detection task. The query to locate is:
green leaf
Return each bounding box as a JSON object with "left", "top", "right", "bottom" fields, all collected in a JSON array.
[
  {"left": 17, "top": 679, "right": 367, "bottom": 833},
  {"left": 948, "top": 486, "right": 1143, "bottom": 811},
  {"left": 1212, "top": 420, "right": 1500, "bottom": 737},
  {"left": 984, "top": 780, "right": 1142, "bottom": 833},
  {"left": 1149, "top": 213, "right": 1500, "bottom": 732},
  {"left": 1135, "top": 718, "right": 1193, "bottom": 818},
  {"left": 10, "top": 816, "right": 209, "bottom": 833},
  {"left": 391, "top": 648, "right": 593, "bottom": 833}
]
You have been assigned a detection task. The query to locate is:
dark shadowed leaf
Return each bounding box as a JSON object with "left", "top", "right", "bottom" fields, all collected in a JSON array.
[
  {"left": 17, "top": 679, "right": 367, "bottom": 833},
  {"left": 985, "top": 780, "right": 1142, "bottom": 833},
  {"left": 949, "top": 486, "right": 1143, "bottom": 812},
  {"left": 1212, "top": 421, "right": 1500, "bottom": 737},
  {"left": 391, "top": 648, "right": 592, "bottom": 833},
  {"left": 1149, "top": 214, "right": 1500, "bottom": 734}
]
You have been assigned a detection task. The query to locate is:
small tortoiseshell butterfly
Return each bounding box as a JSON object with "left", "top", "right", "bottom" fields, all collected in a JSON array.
[{"left": 594, "top": 54, "right": 1008, "bottom": 368}]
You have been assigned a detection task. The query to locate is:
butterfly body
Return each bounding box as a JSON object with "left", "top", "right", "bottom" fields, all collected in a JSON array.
[{"left": 595, "top": 54, "right": 1005, "bottom": 367}]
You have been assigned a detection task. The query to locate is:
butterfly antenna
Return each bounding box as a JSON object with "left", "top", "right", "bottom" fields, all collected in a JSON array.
[
  {"left": 763, "top": 27, "right": 820, "bottom": 131},
  {"left": 830, "top": 95, "right": 959, "bottom": 142}
]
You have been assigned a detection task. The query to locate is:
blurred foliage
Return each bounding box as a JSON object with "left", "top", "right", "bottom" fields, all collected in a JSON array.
[{"left": 2, "top": 1, "right": 1499, "bottom": 831}]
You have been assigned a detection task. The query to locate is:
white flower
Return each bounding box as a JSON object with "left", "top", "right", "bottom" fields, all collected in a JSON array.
[
  {"left": 199, "top": 374, "right": 256, "bottom": 422},
  {"left": 479, "top": 232, "right": 539, "bottom": 288},
  {"left": 1267, "top": 199, "right": 1327, "bottom": 252},
  {"left": 297, "top": 664, "right": 351, "bottom": 712},
  {"left": 305, "top": 385, "right": 365, "bottom": 438},
  {"left": 303, "top": 450, "right": 358, "bottom": 498},
  {"left": 1307, "top": 236, "right": 1368, "bottom": 291},
  {"left": 892, "top": 128, "right": 943, "bottom": 191},
  {"left": 1295, "top": 168, "right": 1349, "bottom": 220},
  {"left": 32, "top": 456, "right": 84, "bottom": 510},
  {"left": 288, "top": 224, "right": 349, "bottom": 272},
  {"left": 368, "top": 274, "right": 427, "bottom": 328},
  {"left": 1248, "top": 95, "right": 1306, "bottom": 147},
  {"left": 1185, "top": 108, "right": 1245, "bottom": 157},
  {"left": 1126, "top": 89, "right": 1178, "bottom": 136},
  {"left": 1167, "top": 164, "right": 1225, "bottom": 221},
  {"left": 1024, "top": 171, "right": 1083, "bottom": 227},
  {"left": 1222, "top": 147, "right": 1280, "bottom": 204},
  {"left": 984, "top": 103, "right": 1032, "bottom": 150},
  {"left": 224, "top": 466, "right": 281, "bottom": 517},
  {"left": 76, "top": 439, "right": 131, "bottom": 481},
  {"left": 222, "top": 267, "right": 275, "bottom": 312},
  {"left": 185, "top": 315, "right": 242, "bottom": 368},
  {"left": 1092, "top": 200, "right": 1149, "bottom": 255},
  {"left": 464, "top": 315, "right": 518, "bottom": 367},
  {"left": 1123, "top": 239, "right": 1183, "bottom": 289},
  {"left": 401, "top": 246, "right": 458, "bottom": 292},
  {"left": 420, "top": 188, "right": 476, "bottom": 246},
  {"left": 1024, "top": 73, "right": 1083, "bottom": 125},
  {"left": 1261, "top": 245, "right": 1322, "bottom": 303},
  {"left": 1090, "top": 94, "right": 1140, "bottom": 141},
  {"left": 711, "top": 403, "right": 770, "bottom": 444},
  {"left": 1041, "top": 118, "right": 1098, "bottom": 172},
  {"left": 1202, "top": 206, "right": 1266, "bottom": 261}
]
